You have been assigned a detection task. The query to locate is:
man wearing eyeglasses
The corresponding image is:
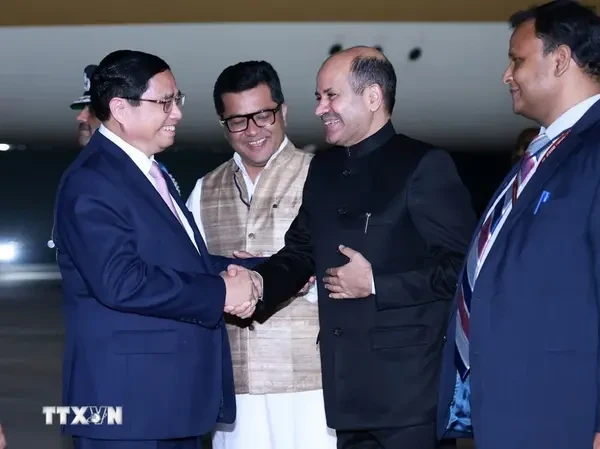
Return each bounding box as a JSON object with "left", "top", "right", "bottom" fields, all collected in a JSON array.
[
  {"left": 186, "top": 60, "right": 335, "bottom": 449},
  {"left": 53, "top": 50, "right": 262, "bottom": 449}
]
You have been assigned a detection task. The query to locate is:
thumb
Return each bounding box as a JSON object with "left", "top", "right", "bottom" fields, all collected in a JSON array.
[
  {"left": 233, "top": 250, "right": 252, "bottom": 259},
  {"left": 338, "top": 244, "right": 358, "bottom": 259},
  {"left": 227, "top": 264, "right": 239, "bottom": 276}
]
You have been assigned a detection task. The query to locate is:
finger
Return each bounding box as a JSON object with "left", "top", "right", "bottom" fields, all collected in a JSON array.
[
  {"left": 329, "top": 292, "right": 349, "bottom": 299},
  {"left": 322, "top": 276, "right": 340, "bottom": 286},
  {"left": 325, "top": 268, "right": 340, "bottom": 276},
  {"left": 239, "top": 305, "right": 256, "bottom": 319},
  {"left": 233, "top": 250, "right": 254, "bottom": 259},
  {"left": 234, "top": 301, "right": 256, "bottom": 318},
  {"left": 324, "top": 283, "right": 345, "bottom": 293},
  {"left": 227, "top": 264, "right": 245, "bottom": 275},
  {"left": 230, "top": 301, "right": 251, "bottom": 315}
]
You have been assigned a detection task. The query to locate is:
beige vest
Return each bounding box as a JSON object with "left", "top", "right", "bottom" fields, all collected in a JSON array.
[{"left": 199, "top": 141, "right": 322, "bottom": 394}]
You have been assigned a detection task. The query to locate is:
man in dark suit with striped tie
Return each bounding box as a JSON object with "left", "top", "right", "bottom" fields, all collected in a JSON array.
[{"left": 437, "top": 2, "right": 600, "bottom": 448}]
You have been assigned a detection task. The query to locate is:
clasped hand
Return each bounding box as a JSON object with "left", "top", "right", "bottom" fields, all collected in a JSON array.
[{"left": 220, "top": 265, "right": 263, "bottom": 319}]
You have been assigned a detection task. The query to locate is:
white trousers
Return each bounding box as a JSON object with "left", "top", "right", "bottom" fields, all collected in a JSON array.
[{"left": 212, "top": 389, "right": 337, "bottom": 449}]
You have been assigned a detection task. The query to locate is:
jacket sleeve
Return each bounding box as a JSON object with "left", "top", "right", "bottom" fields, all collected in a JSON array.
[
  {"left": 252, "top": 165, "right": 316, "bottom": 312},
  {"left": 210, "top": 255, "right": 266, "bottom": 274},
  {"left": 373, "top": 149, "right": 477, "bottom": 311},
  {"left": 55, "top": 169, "right": 226, "bottom": 328}
]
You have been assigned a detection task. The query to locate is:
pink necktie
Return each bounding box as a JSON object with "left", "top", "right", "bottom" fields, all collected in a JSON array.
[{"left": 149, "top": 161, "right": 182, "bottom": 224}]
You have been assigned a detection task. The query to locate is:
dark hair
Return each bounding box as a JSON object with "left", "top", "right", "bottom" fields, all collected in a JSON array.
[
  {"left": 90, "top": 50, "right": 171, "bottom": 121},
  {"left": 213, "top": 61, "right": 284, "bottom": 117},
  {"left": 509, "top": 0, "right": 600, "bottom": 79},
  {"left": 347, "top": 55, "right": 397, "bottom": 114}
]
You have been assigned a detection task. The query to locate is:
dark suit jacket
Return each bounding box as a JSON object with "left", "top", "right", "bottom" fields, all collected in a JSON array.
[
  {"left": 253, "top": 121, "right": 476, "bottom": 431},
  {"left": 52, "top": 132, "right": 259, "bottom": 440},
  {"left": 438, "top": 99, "right": 600, "bottom": 449}
]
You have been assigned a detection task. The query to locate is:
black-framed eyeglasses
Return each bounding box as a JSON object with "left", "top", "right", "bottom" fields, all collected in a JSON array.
[
  {"left": 123, "top": 93, "right": 185, "bottom": 113},
  {"left": 220, "top": 105, "right": 282, "bottom": 133}
]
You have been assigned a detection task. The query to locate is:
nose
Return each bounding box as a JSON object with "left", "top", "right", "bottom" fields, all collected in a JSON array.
[
  {"left": 315, "top": 99, "right": 329, "bottom": 117},
  {"left": 76, "top": 109, "right": 89, "bottom": 123},
  {"left": 170, "top": 103, "right": 183, "bottom": 121},
  {"left": 244, "top": 119, "right": 260, "bottom": 136},
  {"left": 502, "top": 65, "right": 513, "bottom": 85}
]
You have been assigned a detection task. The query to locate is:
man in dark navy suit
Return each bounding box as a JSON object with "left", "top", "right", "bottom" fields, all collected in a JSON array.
[
  {"left": 437, "top": 2, "right": 600, "bottom": 449},
  {"left": 52, "top": 50, "right": 261, "bottom": 449}
]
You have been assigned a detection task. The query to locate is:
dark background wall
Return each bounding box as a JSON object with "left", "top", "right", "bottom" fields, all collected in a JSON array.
[{"left": 0, "top": 149, "right": 510, "bottom": 264}]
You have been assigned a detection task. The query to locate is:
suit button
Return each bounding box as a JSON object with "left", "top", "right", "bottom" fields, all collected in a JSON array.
[
  {"left": 337, "top": 208, "right": 345, "bottom": 215},
  {"left": 333, "top": 328, "right": 343, "bottom": 336},
  {"left": 443, "top": 336, "right": 447, "bottom": 342},
  {"left": 248, "top": 324, "right": 255, "bottom": 331},
  {"left": 343, "top": 169, "right": 351, "bottom": 176},
  {"left": 248, "top": 233, "right": 255, "bottom": 239}
]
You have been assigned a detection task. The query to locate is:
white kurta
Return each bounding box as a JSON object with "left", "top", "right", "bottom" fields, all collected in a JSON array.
[{"left": 185, "top": 141, "right": 337, "bottom": 449}]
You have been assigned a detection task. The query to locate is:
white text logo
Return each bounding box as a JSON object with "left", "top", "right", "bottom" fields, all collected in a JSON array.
[{"left": 42, "top": 406, "right": 122, "bottom": 425}]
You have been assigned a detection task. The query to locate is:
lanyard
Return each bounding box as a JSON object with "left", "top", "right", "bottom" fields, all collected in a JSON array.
[{"left": 512, "top": 128, "right": 571, "bottom": 202}]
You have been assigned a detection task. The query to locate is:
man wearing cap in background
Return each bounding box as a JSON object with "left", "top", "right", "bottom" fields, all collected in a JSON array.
[{"left": 70, "top": 64, "right": 101, "bottom": 147}]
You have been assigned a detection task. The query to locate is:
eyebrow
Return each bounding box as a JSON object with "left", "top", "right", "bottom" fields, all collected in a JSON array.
[
  {"left": 224, "top": 105, "right": 279, "bottom": 120},
  {"left": 315, "top": 87, "right": 334, "bottom": 96},
  {"left": 161, "top": 91, "right": 180, "bottom": 100}
]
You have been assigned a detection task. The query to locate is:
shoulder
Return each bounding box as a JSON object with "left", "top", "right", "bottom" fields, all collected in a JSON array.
[
  {"left": 287, "top": 144, "right": 315, "bottom": 162},
  {"left": 59, "top": 148, "right": 113, "bottom": 195},
  {"left": 59, "top": 163, "right": 118, "bottom": 205},
  {"left": 201, "top": 158, "right": 236, "bottom": 187},
  {"left": 380, "top": 134, "right": 456, "bottom": 177},
  {"left": 310, "top": 145, "right": 344, "bottom": 166}
]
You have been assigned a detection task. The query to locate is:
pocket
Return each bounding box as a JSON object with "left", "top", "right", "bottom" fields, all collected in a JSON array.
[{"left": 113, "top": 329, "right": 179, "bottom": 354}]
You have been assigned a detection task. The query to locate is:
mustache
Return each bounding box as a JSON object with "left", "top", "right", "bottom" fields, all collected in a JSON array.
[
  {"left": 321, "top": 113, "right": 340, "bottom": 122},
  {"left": 78, "top": 122, "right": 92, "bottom": 132}
]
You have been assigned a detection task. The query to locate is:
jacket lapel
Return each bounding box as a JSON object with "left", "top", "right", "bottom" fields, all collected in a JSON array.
[
  {"left": 499, "top": 132, "right": 582, "bottom": 237},
  {"left": 162, "top": 170, "right": 215, "bottom": 272},
  {"left": 500, "top": 98, "right": 600, "bottom": 236},
  {"left": 97, "top": 134, "right": 204, "bottom": 264},
  {"left": 477, "top": 100, "right": 600, "bottom": 284}
]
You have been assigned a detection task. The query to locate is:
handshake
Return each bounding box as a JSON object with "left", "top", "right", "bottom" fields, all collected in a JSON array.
[
  {"left": 220, "top": 264, "right": 263, "bottom": 319},
  {"left": 219, "top": 250, "right": 316, "bottom": 320}
]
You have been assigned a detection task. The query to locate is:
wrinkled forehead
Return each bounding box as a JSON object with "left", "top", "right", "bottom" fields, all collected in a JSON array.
[{"left": 316, "top": 61, "right": 350, "bottom": 92}]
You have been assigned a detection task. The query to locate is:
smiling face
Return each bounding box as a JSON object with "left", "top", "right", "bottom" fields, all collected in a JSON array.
[
  {"left": 111, "top": 70, "right": 183, "bottom": 156},
  {"left": 502, "top": 19, "right": 561, "bottom": 125},
  {"left": 220, "top": 83, "right": 287, "bottom": 173},
  {"left": 314, "top": 56, "right": 377, "bottom": 147}
]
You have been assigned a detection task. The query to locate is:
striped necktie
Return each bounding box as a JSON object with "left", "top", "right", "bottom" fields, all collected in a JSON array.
[{"left": 454, "top": 132, "right": 551, "bottom": 379}]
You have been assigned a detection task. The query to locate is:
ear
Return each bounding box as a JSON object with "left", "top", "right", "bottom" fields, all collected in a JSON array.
[
  {"left": 281, "top": 103, "right": 288, "bottom": 125},
  {"left": 554, "top": 44, "right": 571, "bottom": 77},
  {"left": 365, "top": 84, "right": 383, "bottom": 112},
  {"left": 109, "top": 97, "right": 129, "bottom": 125}
]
